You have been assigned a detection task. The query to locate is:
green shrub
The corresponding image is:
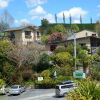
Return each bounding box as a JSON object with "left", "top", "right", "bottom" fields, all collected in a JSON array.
[
  {"left": 0, "top": 79, "right": 5, "bottom": 87},
  {"left": 66, "top": 80, "right": 100, "bottom": 100},
  {"left": 35, "top": 78, "right": 56, "bottom": 88},
  {"left": 41, "top": 70, "right": 51, "bottom": 78}
]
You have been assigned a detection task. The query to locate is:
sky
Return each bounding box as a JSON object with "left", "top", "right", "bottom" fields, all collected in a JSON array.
[{"left": 0, "top": 0, "right": 100, "bottom": 26}]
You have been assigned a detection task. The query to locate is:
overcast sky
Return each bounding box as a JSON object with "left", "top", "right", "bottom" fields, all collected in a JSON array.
[{"left": 0, "top": 0, "right": 100, "bottom": 26}]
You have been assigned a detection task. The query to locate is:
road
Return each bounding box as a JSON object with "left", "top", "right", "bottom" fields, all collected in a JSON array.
[{"left": 0, "top": 89, "right": 65, "bottom": 100}]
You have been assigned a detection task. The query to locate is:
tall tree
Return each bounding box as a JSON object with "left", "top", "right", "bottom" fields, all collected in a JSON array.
[
  {"left": 40, "top": 18, "right": 49, "bottom": 34},
  {"left": 90, "top": 17, "right": 93, "bottom": 24},
  {"left": 63, "top": 13, "right": 65, "bottom": 24},
  {"left": 95, "top": 21, "right": 100, "bottom": 36},
  {"left": 80, "top": 15, "right": 82, "bottom": 24},
  {"left": 55, "top": 14, "right": 57, "bottom": 24},
  {"left": 69, "top": 14, "right": 72, "bottom": 25}
]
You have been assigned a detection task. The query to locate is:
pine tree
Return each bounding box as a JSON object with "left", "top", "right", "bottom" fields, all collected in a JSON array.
[
  {"left": 63, "top": 13, "right": 65, "bottom": 24},
  {"left": 55, "top": 14, "right": 57, "bottom": 24}
]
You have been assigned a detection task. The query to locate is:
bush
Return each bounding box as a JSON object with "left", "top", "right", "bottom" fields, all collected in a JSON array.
[
  {"left": 91, "top": 65, "right": 100, "bottom": 81},
  {"left": 41, "top": 70, "right": 51, "bottom": 78},
  {"left": 0, "top": 79, "right": 5, "bottom": 87},
  {"left": 66, "top": 80, "right": 100, "bottom": 100},
  {"left": 35, "top": 78, "right": 56, "bottom": 88}
]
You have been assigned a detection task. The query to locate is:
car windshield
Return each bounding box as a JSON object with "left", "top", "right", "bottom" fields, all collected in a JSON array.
[
  {"left": 11, "top": 85, "right": 19, "bottom": 89},
  {"left": 60, "top": 81, "right": 74, "bottom": 84}
]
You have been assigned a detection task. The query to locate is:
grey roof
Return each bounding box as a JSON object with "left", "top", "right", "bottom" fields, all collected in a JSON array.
[
  {"left": 67, "top": 30, "right": 98, "bottom": 40},
  {"left": 4, "top": 25, "right": 38, "bottom": 32}
]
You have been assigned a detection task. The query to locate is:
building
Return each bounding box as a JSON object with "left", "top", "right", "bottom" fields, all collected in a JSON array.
[
  {"left": 67, "top": 30, "right": 100, "bottom": 54},
  {"left": 5, "top": 25, "right": 41, "bottom": 45}
]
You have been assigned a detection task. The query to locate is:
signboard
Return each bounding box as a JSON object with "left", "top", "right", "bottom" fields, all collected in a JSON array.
[
  {"left": 37, "top": 77, "right": 43, "bottom": 81},
  {"left": 73, "top": 70, "right": 86, "bottom": 79}
]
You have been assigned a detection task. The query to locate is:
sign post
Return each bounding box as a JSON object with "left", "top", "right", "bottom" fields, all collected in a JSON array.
[{"left": 73, "top": 70, "right": 86, "bottom": 79}]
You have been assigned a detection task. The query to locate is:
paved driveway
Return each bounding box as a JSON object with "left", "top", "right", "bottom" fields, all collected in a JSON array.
[{"left": 0, "top": 89, "right": 65, "bottom": 100}]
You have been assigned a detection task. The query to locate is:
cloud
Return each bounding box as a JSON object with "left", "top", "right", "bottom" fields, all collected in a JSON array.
[
  {"left": 57, "top": 7, "right": 87, "bottom": 19},
  {"left": 0, "top": 0, "right": 10, "bottom": 9},
  {"left": 15, "top": 19, "right": 31, "bottom": 26},
  {"left": 73, "top": 19, "right": 80, "bottom": 23},
  {"left": 29, "top": 6, "right": 55, "bottom": 23},
  {"left": 26, "top": 0, "right": 47, "bottom": 7},
  {"left": 97, "top": 5, "right": 100, "bottom": 8},
  {"left": 41, "top": 13, "right": 55, "bottom": 23},
  {"left": 29, "top": 6, "right": 46, "bottom": 16}
]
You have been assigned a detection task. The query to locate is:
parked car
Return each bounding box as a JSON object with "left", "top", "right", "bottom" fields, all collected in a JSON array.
[
  {"left": 55, "top": 80, "right": 77, "bottom": 97},
  {"left": 9, "top": 85, "right": 25, "bottom": 95},
  {"left": 0, "top": 85, "right": 6, "bottom": 94},
  {"left": 59, "top": 80, "right": 74, "bottom": 85}
]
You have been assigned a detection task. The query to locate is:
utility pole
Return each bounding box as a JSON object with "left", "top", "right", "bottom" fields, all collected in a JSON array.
[{"left": 74, "top": 32, "right": 76, "bottom": 70}]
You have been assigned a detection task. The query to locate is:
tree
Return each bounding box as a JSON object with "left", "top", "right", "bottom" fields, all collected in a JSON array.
[
  {"left": 0, "top": 40, "right": 15, "bottom": 84},
  {"left": 0, "top": 10, "right": 14, "bottom": 32},
  {"left": 40, "top": 18, "right": 49, "bottom": 34},
  {"left": 95, "top": 21, "right": 100, "bottom": 36},
  {"left": 7, "top": 44, "right": 41, "bottom": 68},
  {"left": 71, "top": 24, "right": 79, "bottom": 33},
  {"left": 48, "top": 32, "right": 64, "bottom": 44},
  {"left": 78, "top": 50, "right": 92, "bottom": 74},
  {"left": 41, "top": 18, "right": 49, "bottom": 27},
  {"left": 51, "top": 52, "right": 72, "bottom": 67},
  {"left": 54, "top": 24, "right": 67, "bottom": 33}
]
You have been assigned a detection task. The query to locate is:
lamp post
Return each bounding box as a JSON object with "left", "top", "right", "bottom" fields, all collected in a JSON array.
[{"left": 74, "top": 32, "right": 76, "bottom": 70}]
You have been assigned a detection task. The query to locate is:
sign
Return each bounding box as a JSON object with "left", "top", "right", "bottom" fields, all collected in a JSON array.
[
  {"left": 37, "top": 77, "right": 43, "bottom": 81},
  {"left": 73, "top": 70, "right": 86, "bottom": 79}
]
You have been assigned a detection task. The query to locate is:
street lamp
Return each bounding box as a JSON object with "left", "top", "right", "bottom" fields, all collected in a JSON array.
[{"left": 73, "top": 32, "right": 76, "bottom": 70}]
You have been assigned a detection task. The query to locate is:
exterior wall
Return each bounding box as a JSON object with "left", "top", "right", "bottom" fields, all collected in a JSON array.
[
  {"left": 7, "top": 27, "right": 41, "bottom": 45},
  {"left": 35, "top": 31, "right": 41, "bottom": 41},
  {"left": 14, "top": 30, "right": 22, "bottom": 45},
  {"left": 76, "top": 30, "right": 98, "bottom": 39},
  {"left": 22, "top": 30, "right": 35, "bottom": 45},
  {"left": 68, "top": 37, "right": 91, "bottom": 50}
]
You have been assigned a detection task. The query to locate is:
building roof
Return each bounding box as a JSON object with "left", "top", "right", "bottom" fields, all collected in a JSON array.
[
  {"left": 67, "top": 30, "right": 98, "bottom": 40},
  {"left": 4, "top": 25, "right": 38, "bottom": 32}
]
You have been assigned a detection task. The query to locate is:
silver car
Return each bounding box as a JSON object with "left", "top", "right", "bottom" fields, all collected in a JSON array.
[
  {"left": 9, "top": 85, "right": 25, "bottom": 95},
  {"left": 55, "top": 81, "right": 77, "bottom": 97}
]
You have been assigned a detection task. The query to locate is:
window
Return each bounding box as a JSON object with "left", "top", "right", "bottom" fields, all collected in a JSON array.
[
  {"left": 37, "top": 31, "right": 40, "bottom": 38},
  {"left": 25, "top": 31, "right": 31, "bottom": 38},
  {"left": 92, "top": 34, "right": 96, "bottom": 37}
]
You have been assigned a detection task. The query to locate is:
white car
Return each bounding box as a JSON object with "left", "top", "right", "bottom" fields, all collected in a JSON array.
[
  {"left": 9, "top": 85, "right": 25, "bottom": 95},
  {"left": 55, "top": 81, "right": 77, "bottom": 97}
]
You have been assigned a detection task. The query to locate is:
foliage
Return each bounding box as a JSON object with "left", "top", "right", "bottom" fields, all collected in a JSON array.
[
  {"left": 48, "top": 32, "right": 64, "bottom": 43},
  {"left": 66, "top": 44, "right": 82, "bottom": 56},
  {"left": 34, "top": 53, "right": 51, "bottom": 72},
  {"left": 95, "top": 21, "right": 100, "bottom": 36},
  {"left": 41, "top": 35, "right": 49, "bottom": 44},
  {"left": 91, "top": 64, "right": 100, "bottom": 81},
  {"left": 50, "top": 65, "right": 73, "bottom": 77},
  {"left": 7, "top": 44, "right": 41, "bottom": 68},
  {"left": 67, "top": 80, "right": 100, "bottom": 100},
  {"left": 78, "top": 50, "right": 92, "bottom": 73},
  {"left": 41, "top": 70, "right": 51, "bottom": 78},
  {"left": 51, "top": 52, "right": 72, "bottom": 67},
  {"left": 71, "top": 24, "right": 79, "bottom": 32},
  {"left": 54, "top": 46, "right": 67, "bottom": 53},
  {"left": 54, "top": 24, "right": 67, "bottom": 33},
  {"left": 0, "top": 79, "right": 5, "bottom": 87},
  {"left": 97, "top": 47, "right": 100, "bottom": 56},
  {"left": 40, "top": 18, "right": 49, "bottom": 34},
  {"left": 35, "top": 78, "right": 56, "bottom": 88},
  {"left": 41, "top": 18, "right": 49, "bottom": 27}
]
